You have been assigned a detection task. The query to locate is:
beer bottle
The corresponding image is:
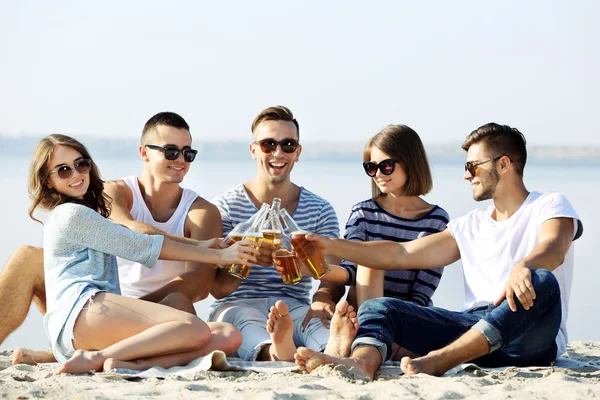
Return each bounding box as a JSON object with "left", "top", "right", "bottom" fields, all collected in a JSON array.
[
  {"left": 274, "top": 234, "right": 303, "bottom": 285},
  {"left": 217, "top": 203, "right": 270, "bottom": 269},
  {"left": 279, "top": 209, "right": 331, "bottom": 279},
  {"left": 260, "top": 198, "right": 283, "bottom": 249},
  {"left": 228, "top": 204, "right": 270, "bottom": 279}
]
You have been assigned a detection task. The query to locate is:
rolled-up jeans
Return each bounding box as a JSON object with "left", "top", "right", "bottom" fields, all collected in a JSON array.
[{"left": 352, "top": 269, "right": 561, "bottom": 368}]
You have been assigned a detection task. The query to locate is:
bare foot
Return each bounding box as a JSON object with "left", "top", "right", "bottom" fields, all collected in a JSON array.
[
  {"left": 265, "top": 300, "right": 296, "bottom": 361},
  {"left": 56, "top": 350, "right": 105, "bottom": 374},
  {"left": 400, "top": 353, "right": 448, "bottom": 377},
  {"left": 103, "top": 358, "right": 148, "bottom": 372},
  {"left": 294, "top": 347, "right": 373, "bottom": 380},
  {"left": 12, "top": 348, "right": 57, "bottom": 365},
  {"left": 323, "top": 300, "right": 359, "bottom": 357}
]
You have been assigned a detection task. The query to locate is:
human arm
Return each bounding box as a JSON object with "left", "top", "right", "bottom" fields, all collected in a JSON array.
[
  {"left": 305, "top": 228, "right": 461, "bottom": 271},
  {"left": 139, "top": 198, "right": 223, "bottom": 303},
  {"left": 208, "top": 196, "right": 243, "bottom": 299},
  {"left": 51, "top": 203, "right": 258, "bottom": 268},
  {"left": 494, "top": 217, "right": 575, "bottom": 311},
  {"left": 356, "top": 266, "right": 384, "bottom": 308},
  {"left": 105, "top": 180, "right": 208, "bottom": 246}
]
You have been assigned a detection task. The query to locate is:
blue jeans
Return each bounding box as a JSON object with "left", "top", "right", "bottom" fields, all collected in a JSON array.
[{"left": 352, "top": 269, "right": 561, "bottom": 368}]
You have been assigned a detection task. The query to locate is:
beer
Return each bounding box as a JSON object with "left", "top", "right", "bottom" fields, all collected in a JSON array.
[
  {"left": 261, "top": 229, "right": 282, "bottom": 249},
  {"left": 229, "top": 231, "right": 263, "bottom": 279},
  {"left": 216, "top": 234, "right": 243, "bottom": 269},
  {"left": 290, "top": 230, "right": 330, "bottom": 279},
  {"left": 274, "top": 249, "right": 302, "bottom": 285}
]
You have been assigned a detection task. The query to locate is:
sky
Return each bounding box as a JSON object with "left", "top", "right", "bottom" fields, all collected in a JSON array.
[{"left": 1, "top": 1, "right": 598, "bottom": 145}]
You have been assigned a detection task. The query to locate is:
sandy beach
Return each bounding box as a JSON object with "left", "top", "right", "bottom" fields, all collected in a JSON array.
[{"left": 1, "top": 341, "right": 599, "bottom": 399}]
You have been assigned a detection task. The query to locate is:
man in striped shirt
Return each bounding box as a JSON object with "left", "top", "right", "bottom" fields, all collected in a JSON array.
[{"left": 209, "top": 106, "right": 342, "bottom": 362}]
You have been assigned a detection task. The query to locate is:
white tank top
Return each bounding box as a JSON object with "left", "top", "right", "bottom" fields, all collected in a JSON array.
[{"left": 117, "top": 176, "right": 199, "bottom": 298}]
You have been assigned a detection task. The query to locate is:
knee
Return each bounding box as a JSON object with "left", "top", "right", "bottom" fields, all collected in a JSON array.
[
  {"left": 220, "top": 324, "right": 243, "bottom": 352},
  {"left": 186, "top": 317, "right": 212, "bottom": 348},
  {"left": 7, "top": 246, "right": 43, "bottom": 272},
  {"left": 532, "top": 270, "right": 559, "bottom": 293},
  {"left": 160, "top": 292, "right": 196, "bottom": 315},
  {"left": 357, "top": 298, "right": 391, "bottom": 319}
]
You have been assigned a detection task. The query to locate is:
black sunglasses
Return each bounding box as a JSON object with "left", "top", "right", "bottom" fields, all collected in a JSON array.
[
  {"left": 464, "top": 156, "right": 503, "bottom": 176},
  {"left": 145, "top": 144, "right": 198, "bottom": 162},
  {"left": 253, "top": 138, "right": 299, "bottom": 154},
  {"left": 49, "top": 159, "right": 92, "bottom": 180},
  {"left": 363, "top": 159, "right": 397, "bottom": 177}
]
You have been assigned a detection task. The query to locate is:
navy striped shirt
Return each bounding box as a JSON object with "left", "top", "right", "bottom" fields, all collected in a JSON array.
[
  {"left": 210, "top": 184, "right": 340, "bottom": 308},
  {"left": 339, "top": 199, "right": 449, "bottom": 306}
]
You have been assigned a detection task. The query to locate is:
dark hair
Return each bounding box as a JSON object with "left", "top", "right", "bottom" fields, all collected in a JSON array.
[
  {"left": 28, "top": 134, "right": 112, "bottom": 223},
  {"left": 462, "top": 123, "right": 527, "bottom": 176},
  {"left": 364, "top": 124, "right": 433, "bottom": 199},
  {"left": 141, "top": 112, "right": 191, "bottom": 144},
  {"left": 251, "top": 106, "right": 300, "bottom": 140}
]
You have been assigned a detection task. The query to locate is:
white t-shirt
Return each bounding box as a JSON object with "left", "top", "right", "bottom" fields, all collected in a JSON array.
[{"left": 448, "top": 191, "right": 583, "bottom": 357}]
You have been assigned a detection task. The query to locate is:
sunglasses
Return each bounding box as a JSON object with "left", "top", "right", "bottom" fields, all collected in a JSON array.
[
  {"left": 464, "top": 156, "right": 502, "bottom": 176},
  {"left": 49, "top": 159, "right": 92, "bottom": 180},
  {"left": 145, "top": 144, "right": 198, "bottom": 162},
  {"left": 363, "top": 159, "right": 397, "bottom": 177},
  {"left": 253, "top": 138, "right": 300, "bottom": 154}
]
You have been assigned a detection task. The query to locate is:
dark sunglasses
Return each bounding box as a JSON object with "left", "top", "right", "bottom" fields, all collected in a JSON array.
[
  {"left": 253, "top": 138, "right": 300, "bottom": 154},
  {"left": 145, "top": 144, "right": 198, "bottom": 162},
  {"left": 363, "top": 159, "right": 397, "bottom": 177},
  {"left": 464, "top": 156, "right": 503, "bottom": 176},
  {"left": 49, "top": 159, "right": 92, "bottom": 180}
]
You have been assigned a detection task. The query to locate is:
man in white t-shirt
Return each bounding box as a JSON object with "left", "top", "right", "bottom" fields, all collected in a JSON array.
[{"left": 293, "top": 123, "right": 584, "bottom": 380}]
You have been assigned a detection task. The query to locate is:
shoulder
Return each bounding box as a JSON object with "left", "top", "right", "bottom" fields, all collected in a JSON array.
[
  {"left": 211, "top": 184, "right": 246, "bottom": 208},
  {"left": 298, "top": 187, "right": 336, "bottom": 212},
  {"left": 429, "top": 205, "right": 450, "bottom": 223},
  {"left": 186, "top": 196, "right": 222, "bottom": 235},
  {"left": 47, "top": 203, "right": 98, "bottom": 228},
  {"left": 104, "top": 179, "right": 133, "bottom": 205},
  {"left": 188, "top": 196, "right": 221, "bottom": 220},
  {"left": 449, "top": 206, "right": 488, "bottom": 229}
]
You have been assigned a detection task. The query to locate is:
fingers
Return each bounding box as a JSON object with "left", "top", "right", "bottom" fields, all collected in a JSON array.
[
  {"left": 516, "top": 282, "right": 534, "bottom": 310},
  {"left": 301, "top": 313, "right": 312, "bottom": 331},
  {"left": 319, "top": 316, "right": 330, "bottom": 329},
  {"left": 493, "top": 288, "right": 506, "bottom": 307},
  {"left": 506, "top": 286, "right": 517, "bottom": 312}
]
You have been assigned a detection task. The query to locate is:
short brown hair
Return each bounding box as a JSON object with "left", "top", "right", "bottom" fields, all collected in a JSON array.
[
  {"left": 28, "top": 134, "right": 112, "bottom": 223},
  {"left": 251, "top": 106, "right": 299, "bottom": 139},
  {"left": 141, "top": 111, "right": 191, "bottom": 144},
  {"left": 364, "top": 125, "right": 433, "bottom": 199},
  {"left": 462, "top": 123, "right": 527, "bottom": 176}
]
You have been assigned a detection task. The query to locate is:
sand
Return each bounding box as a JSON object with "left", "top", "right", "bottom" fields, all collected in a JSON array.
[{"left": 1, "top": 341, "right": 599, "bottom": 399}]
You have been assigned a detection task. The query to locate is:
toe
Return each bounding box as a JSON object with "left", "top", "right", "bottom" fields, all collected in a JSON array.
[{"left": 334, "top": 300, "right": 349, "bottom": 315}]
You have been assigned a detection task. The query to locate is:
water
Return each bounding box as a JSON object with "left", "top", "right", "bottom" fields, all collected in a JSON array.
[{"left": 0, "top": 155, "right": 597, "bottom": 352}]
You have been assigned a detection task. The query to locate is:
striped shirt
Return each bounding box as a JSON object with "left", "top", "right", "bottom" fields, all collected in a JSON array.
[
  {"left": 210, "top": 184, "right": 340, "bottom": 308},
  {"left": 339, "top": 199, "right": 449, "bottom": 306}
]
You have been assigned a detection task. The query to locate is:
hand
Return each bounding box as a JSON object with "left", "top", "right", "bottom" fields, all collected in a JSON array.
[
  {"left": 494, "top": 262, "right": 536, "bottom": 312},
  {"left": 218, "top": 240, "right": 260, "bottom": 266},
  {"left": 301, "top": 294, "right": 335, "bottom": 331},
  {"left": 304, "top": 233, "right": 332, "bottom": 255},
  {"left": 255, "top": 240, "right": 276, "bottom": 267}
]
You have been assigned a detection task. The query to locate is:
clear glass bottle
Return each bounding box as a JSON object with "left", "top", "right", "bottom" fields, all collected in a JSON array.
[
  {"left": 228, "top": 204, "right": 271, "bottom": 279},
  {"left": 260, "top": 198, "right": 283, "bottom": 250},
  {"left": 274, "top": 234, "right": 303, "bottom": 285},
  {"left": 279, "top": 209, "right": 331, "bottom": 279}
]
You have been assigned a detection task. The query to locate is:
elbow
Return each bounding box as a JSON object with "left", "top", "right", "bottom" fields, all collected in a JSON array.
[{"left": 191, "top": 287, "right": 210, "bottom": 302}]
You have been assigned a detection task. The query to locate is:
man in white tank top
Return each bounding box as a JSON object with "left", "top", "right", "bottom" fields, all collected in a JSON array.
[
  {"left": 2, "top": 112, "right": 242, "bottom": 365},
  {"left": 294, "top": 123, "right": 583, "bottom": 380}
]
